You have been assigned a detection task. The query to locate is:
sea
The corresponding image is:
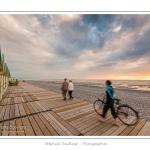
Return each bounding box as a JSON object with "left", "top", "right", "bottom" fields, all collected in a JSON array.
[{"left": 28, "top": 79, "right": 150, "bottom": 91}]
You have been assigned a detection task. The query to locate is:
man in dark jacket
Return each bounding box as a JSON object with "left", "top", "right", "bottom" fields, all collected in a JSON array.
[
  {"left": 61, "top": 78, "right": 69, "bottom": 100},
  {"left": 97, "top": 80, "right": 119, "bottom": 126}
]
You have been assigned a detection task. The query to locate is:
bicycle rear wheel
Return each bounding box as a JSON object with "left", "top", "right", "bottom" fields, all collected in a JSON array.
[
  {"left": 117, "top": 105, "right": 139, "bottom": 126},
  {"left": 93, "top": 100, "right": 104, "bottom": 115}
]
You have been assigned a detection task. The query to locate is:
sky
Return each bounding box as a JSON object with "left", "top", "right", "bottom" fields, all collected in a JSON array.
[{"left": 0, "top": 14, "right": 150, "bottom": 80}]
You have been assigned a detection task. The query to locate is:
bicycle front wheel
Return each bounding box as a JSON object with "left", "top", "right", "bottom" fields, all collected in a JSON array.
[
  {"left": 117, "top": 105, "right": 139, "bottom": 126},
  {"left": 93, "top": 100, "right": 104, "bottom": 115}
]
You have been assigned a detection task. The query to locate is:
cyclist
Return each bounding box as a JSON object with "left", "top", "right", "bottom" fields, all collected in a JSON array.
[{"left": 97, "top": 80, "right": 119, "bottom": 126}]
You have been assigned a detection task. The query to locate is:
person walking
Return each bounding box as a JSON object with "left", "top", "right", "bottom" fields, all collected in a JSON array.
[
  {"left": 97, "top": 80, "right": 119, "bottom": 126},
  {"left": 68, "top": 80, "right": 74, "bottom": 99},
  {"left": 61, "top": 78, "right": 69, "bottom": 100}
]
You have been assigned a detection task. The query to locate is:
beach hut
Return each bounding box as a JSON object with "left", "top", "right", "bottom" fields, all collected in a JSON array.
[{"left": 0, "top": 48, "right": 11, "bottom": 101}]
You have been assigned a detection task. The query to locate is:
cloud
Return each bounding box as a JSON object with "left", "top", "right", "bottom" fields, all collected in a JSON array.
[{"left": 0, "top": 14, "right": 150, "bottom": 79}]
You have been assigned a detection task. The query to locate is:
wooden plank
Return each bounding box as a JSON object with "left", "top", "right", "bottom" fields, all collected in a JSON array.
[
  {"left": 17, "top": 97, "right": 22, "bottom": 103},
  {"left": 75, "top": 113, "right": 98, "bottom": 129},
  {"left": 0, "top": 99, "right": 5, "bottom": 106},
  {"left": 22, "top": 93, "right": 26, "bottom": 96},
  {"left": 33, "top": 115, "right": 51, "bottom": 136},
  {"left": 22, "top": 117, "right": 35, "bottom": 136},
  {"left": 137, "top": 122, "right": 150, "bottom": 136},
  {"left": 19, "top": 93, "right": 23, "bottom": 97},
  {"left": 119, "top": 119, "right": 141, "bottom": 136},
  {"left": 81, "top": 120, "right": 103, "bottom": 135},
  {"left": 10, "top": 105, "right": 15, "bottom": 119},
  {"left": 4, "top": 105, "right": 11, "bottom": 121},
  {"left": 29, "top": 95, "right": 38, "bottom": 101},
  {"left": 22, "top": 103, "right": 31, "bottom": 115},
  {"left": 25, "top": 96, "right": 32, "bottom": 102},
  {"left": 47, "top": 112, "right": 73, "bottom": 136},
  {"left": 0, "top": 122, "right": 3, "bottom": 136},
  {"left": 71, "top": 113, "right": 96, "bottom": 127},
  {"left": 21, "top": 97, "right": 25, "bottom": 102},
  {"left": 0, "top": 106, "right": 2, "bottom": 113},
  {"left": 15, "top": 104, "right": 20, "bottom": 118},
  {"left": 40, "top": 100, "right": 80, "bottom": 110},
  {"left": 2, "top": 121, "right": 9, "bottom": 136},
  {"left": 4, "top": 93, "right": 8, "bottom": 98},
  {"left": 110, "top": 117, "right": 134, "bottom": 136},
  {"left": 14, "top": 97, "right": 18, "bottom": 104},
  {"left": 9, "top": 94, "right": 15, "bottom": 98},
  {"left": 29, "top": 102, "right": 39, "bottom": 113},
  {"left": 104, "top": 124, "right": 123, "bottom": 136},
  {"left": 66, "top": 110, "right": 95, "bottom": 123},
  {"left": 36, "top": 95, "right": 61, "bottom": 100},
  {"left": 59, "top": 105, "right": 94, "bottom": 120},
  {"left": 76, "top": 114, "right": 101, "bottom": 130},
  {"left": 3, "top": 98, "right": 8, "bottom": 105},
  {"left": 10, "top": 98, "right": 14, "bottom": 105},
  {"left": 58, "top": 104, "right": 93, "bottom": 117},
  {"left": 23, "top": 97, "right": 28, "bottom": 102},
  {"left": 34, "top": 92, "right": 57, "bottom": 96},
  {"left": 35, "top": 101, "right": 47, "bottom": 111},
  {"left": 38, "top": 102, "right": 50, "bottom": 111},
  {"left": 103, "top": 117, "right": 133, "bottom": 136},
  {"left": 61, "top": 104, "right": 93, "bottom": 120},
  {"left": 42, "top": 112, "right": 67, "bottom": 136},
  {"left": 129, "top": 119, "right": 146, "bottom": 136},
  {"left": 18, "top": 103, "right": 26, "bottom": 116},
  {"left": 84, "top": 115, "right": 112, "bottom": 135},
  {"left": 92, "top": 118, "right": 115, "bottom": 136},
  {"left": 0, "top": 106, "right": 6, "bottom": 121},
  {"left": 145, "top": 123, "right": 150, "bottom": 136},
  {"left": 7, "top": 98, "right": 11, "bottom": 105},
  {"left": 70, "top": 112, "right": 95, "bottom": 125},
  {"left": 50, "top": 111, "right": 80, "bottom": 136},
  {"left": 28, "top": 116, "right": 44, "bottom": 136},
  {"left": 16, "top": 93, "right": 20, "bottom": 97},
  {"left": 32, "top": 102, "right": 43, "bottom": 112},
  {"left": 9, "top": 119, "right": 17, "bottom": 136},
  {"left": 54, "top": 103, "right": 90, "bottom": 114},
  {"left": 26, "top": 103, "right": 35, "bottom": 114},
  {"left": 16, "top": 118, "right": 25, "bottom": 136},
  {"left": 37, "top": 114, "right": 58, "bottom": 136},
  {"left": 52, "top": 101, "right": 87, "bottom": 111}
]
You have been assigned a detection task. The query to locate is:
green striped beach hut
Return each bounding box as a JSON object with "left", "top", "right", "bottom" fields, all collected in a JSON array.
[{"left": 0, "top": 47, "right": 11, "bottom": 101}]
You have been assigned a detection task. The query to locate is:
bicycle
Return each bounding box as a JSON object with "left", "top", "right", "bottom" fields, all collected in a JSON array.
[{"left": 93, "top": 96, "right": 139, "bottom": 126}]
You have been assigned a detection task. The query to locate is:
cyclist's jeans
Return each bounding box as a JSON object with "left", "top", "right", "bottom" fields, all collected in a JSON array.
[{"left": 101, "top": 101, "right": 118, "bottom": 119}]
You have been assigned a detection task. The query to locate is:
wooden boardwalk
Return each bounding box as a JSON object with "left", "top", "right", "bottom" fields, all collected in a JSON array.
[{"left": 0, "top": 81, "right": 150, "bottom": 136}]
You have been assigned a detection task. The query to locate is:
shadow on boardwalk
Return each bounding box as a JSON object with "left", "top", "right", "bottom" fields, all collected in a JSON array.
[{"left": 0, "top": 82, "right": 150, "bottom": 136}]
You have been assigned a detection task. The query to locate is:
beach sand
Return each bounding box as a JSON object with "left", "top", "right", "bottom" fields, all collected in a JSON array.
[{"left": 25, "top": 80, "right": 150, "bottom": 121}]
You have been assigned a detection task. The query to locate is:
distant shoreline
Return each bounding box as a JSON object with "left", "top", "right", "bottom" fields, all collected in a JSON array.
[{"left": 22, "top": 79, "right": 150, "bottom": 92}]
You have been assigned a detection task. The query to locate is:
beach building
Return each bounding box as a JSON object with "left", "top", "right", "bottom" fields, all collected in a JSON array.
[{"left": 0, "top": 48, "right": 11, "bottom": 101}]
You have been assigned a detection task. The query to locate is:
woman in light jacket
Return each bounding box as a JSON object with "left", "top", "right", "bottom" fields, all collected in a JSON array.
[{"left": 68, "top": 80, "right": 74, "bottom": 99}]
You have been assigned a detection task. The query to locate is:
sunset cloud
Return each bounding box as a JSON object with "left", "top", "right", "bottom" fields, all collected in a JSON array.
[{"left": 0, "top": 14, "right": 150, "bottom": 79}]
